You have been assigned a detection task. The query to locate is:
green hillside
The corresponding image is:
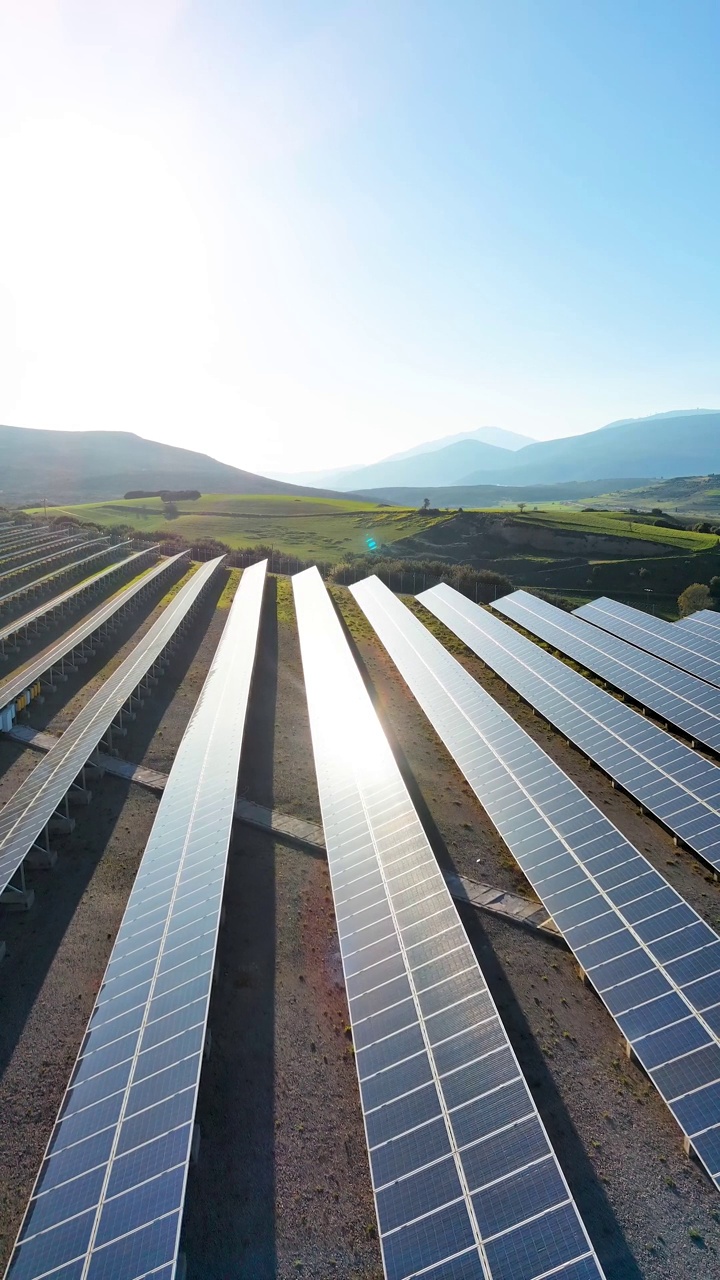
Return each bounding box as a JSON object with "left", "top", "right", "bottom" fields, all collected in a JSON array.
[
  {"left": 509, "top": 507, "right": 718, "bottom": 550},
  {"left": 0, "top": 423, "right": 343, "bottom": 505},
  {"left": 31, "top": 494, "right": 453, "bottom": 560}
]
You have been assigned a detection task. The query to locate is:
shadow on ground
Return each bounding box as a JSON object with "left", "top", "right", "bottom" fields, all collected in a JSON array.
[{"left": 182, "top": 576, "right": 279, "bottom": 1278}]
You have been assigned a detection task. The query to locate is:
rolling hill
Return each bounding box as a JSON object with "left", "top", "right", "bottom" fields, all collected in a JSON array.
[
  {"left": 0, "top": 424, "right": 341, "bottom": 506},
  {"left": 331, "top": 438, "right": 516, "bottom": 490},
  {"left": 270, "top": 425, "right": 533, "bottom": 488},
  {"left": 355, "top": 478, "right": 653, "bottom": 507},
  {"left": 295, "top": 410, "right": 720, "bottom": 491},
  {"left": 459, "top": 410, "right": 720, "bottom": 485}
]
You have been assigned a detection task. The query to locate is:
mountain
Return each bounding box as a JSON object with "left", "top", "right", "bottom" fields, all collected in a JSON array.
[
  {"left": 355, "top": 478, "right": 653, "bottom": 507},
  {"left": 458, "top": 411, "right": 720, "bottom": 486},
  {"left": 599, "top": 408, "right": 718, "bottom": 431},
  {"left": 334, "top": 439, "right": 516, "bottom": 491},
  {"left": 269, "top": 425, "right": 534, "bottom": 488},
  {"left": 0, "top": 424, "right": 341, "bottom": 506},
  {"left": 379, "top": 425, "right": 533, "bottom": 462},
  {"left": 285, "top": 410, "right": 720, "bottom": 493}
]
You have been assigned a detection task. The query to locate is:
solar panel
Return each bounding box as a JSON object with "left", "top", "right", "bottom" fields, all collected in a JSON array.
[
  {"left": 0, "top": 534, "right": 82, "bottom": 573},
  {"left": 0, "top": 537, "right": 110, "bottom": 590},
  {"left": 294, "top": 567, "right": 605, "bottom": 1280},
  {"left": 0, "top": 547, "right": 161, "bottom": 659},
  {"left": 0, "top": 529, "right": 53, "bottom": 553},
  {"left": 676, "top": 610, "right": 720, "bottom": 635},
  {"left": 4, "top": 558, "right": 266, "bottom": 1280},
  {"left": 0, "top": 552, "right": 211, "bottom": 901},
  {"left": 350, "top": 574, "right": 720, "bottom": 1190},
  {"left": 490, "top": 590, "right": 720, "bottom": 755},
  {"left": 0, "top": 551, "right": 188, "bottom": 718},
  {"left": 574, "top": 597, "right": 720, "bottom": 688},
  {"left": 418, "top": 583, "right": 720, "bottom": 873},
  {"left": 0, "top": 542, "right": 132, "bottom": 618}
]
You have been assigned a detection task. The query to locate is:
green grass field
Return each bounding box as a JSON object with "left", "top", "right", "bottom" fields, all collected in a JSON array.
[
  {"left": 30, "top": 494, "right": 452, "bottom": 560},
  {"left": 508, "top": 507, "right": 718, "bottom": 550}
]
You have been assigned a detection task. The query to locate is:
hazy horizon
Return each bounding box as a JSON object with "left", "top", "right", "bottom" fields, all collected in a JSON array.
[{"left": 1, "top": 3, "right": 718, "bottom": 475}]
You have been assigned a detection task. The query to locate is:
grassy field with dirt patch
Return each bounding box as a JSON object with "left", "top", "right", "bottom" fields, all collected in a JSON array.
[
  {"left": 29, "top": 494, "right": 452, "bottom": 560},
  {"left": 507, "top": 507, "right": 719, "bottom": 549}
]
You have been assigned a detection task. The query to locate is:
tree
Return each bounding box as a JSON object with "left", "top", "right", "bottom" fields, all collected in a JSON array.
[
  {"left": 518, "top": 502, "right": 526, "bottom": 513},
  {"left": 422, "top": 497, "right": 430, "bottom": 510},
  {"left": 678, "top": 583, "right": 712, "bottom": 618}
]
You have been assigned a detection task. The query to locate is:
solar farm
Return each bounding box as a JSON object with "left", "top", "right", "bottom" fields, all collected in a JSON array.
[{"left": 2, "top": 524, "right": 720, "bottom": 1278}]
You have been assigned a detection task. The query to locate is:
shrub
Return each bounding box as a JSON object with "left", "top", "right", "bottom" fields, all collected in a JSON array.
[{"left": 678, "top": 583, "right": 712, "bottom": 617}]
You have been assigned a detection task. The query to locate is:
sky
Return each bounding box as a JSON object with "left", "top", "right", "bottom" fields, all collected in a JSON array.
[{"left": 0, "top": 1, "right": 719, "bottom": 477}]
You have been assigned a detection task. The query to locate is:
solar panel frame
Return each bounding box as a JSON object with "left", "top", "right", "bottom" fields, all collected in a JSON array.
[
  {"left": 0, "top": 554, "right": 211, "bottom": 900},
  {"left": 350, "top": 574, "right": 720, "bottom": 1190},
  {"left": 490, "top": 590, "right": 720, "bottom": 754},
  {"left": 417, "top": 583, "right": 720, "bottom": 872},
  {"left": 0, "top": 538, "right": 111, "bottom": 592},
  {"left": 574, "top": 597, "right": 720, "bottom": 687},
  {"left": 0, "top": 547, "right": 161, "bottom": 658},
  {"left": 3, "top": 558, "right": 267, "bottom": 1280},
  {"left": 0, "top": 528, "right": 53, "bottom": 554},
  {"left": 0, "top": 534, "right": 83, "bottom": 574},
  {"left": 295, "top": 567, "right": 605, "bottom": 1280},
  {"left": 0, "top": 543, "right": 133, "bottom": 619},
  {"left": 0, "top": 551, "right": 187, "bottom": 716}
]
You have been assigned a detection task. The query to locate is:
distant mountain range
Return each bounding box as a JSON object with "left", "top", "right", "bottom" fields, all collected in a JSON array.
[
  {"left": 288, "top": 410, "right": 720, "bottom": 493},
  {"left": 0, "top": 424, "right": 340, "bottom": 506},
  {"left": 271, "top": 425, "right": 534, "bottom": 488},
  {"left": 3, "top": 410, "right": 719, "bottom": 509}
]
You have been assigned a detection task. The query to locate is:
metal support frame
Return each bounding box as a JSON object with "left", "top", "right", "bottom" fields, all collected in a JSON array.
[{"left": 1, "top": 554, "right": 210, "bottom": 925}]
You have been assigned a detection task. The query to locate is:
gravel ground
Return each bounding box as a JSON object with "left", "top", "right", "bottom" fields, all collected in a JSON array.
[{"left": 2, "top": 574, "right": 720, "bottom": 1278}]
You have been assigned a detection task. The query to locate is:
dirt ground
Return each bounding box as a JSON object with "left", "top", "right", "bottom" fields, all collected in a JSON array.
[{"left": 1, "top": 573, "right": 720, "bottom": 1278}]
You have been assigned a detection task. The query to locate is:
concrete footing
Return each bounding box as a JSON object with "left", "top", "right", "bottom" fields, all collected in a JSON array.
[
  {"left": 68, "top": 787, "right": 93, "bottom": 806},
  {"left": 0, "top": 887, "right": 35, "bottom": 911},
  {"left": 25, "top": 845, "right": 58, "bottom": 870},
  {"left": 48, "top": 814, "right": 75, "bottom": 835}
]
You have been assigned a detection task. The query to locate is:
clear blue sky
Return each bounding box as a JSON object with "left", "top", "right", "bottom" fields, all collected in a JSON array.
[{"left": 0, "top": 1, "right": 718, "bottom": 474}]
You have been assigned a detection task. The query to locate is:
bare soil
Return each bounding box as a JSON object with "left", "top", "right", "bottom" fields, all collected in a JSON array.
[{"left": 183, "top": 584, "right": 383, "bottom": 1277}]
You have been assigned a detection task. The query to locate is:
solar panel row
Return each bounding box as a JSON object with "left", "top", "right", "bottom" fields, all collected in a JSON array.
[
  {"left": 0, "top": 538, "right": 111, "bottom": 592},
  {"left": 350, "top": 575, "right": 720, "bottom": 1188},
  {"left": 0, "top": 547, "right": 160, "bottom": 660},
  {"left": 0, "top": 551, "right": 188, "bottom": 718},
  {"left": 676, "top": 616, "right": 720, "bottom": 643},
  {"left": 418, "top": 584, "right": 720, "bottom": 872},
  {"left": 295, "top": 567, "right": 605, "bottom": 1280},
  {"left": 678, "top": 610, "right": 720, "bottom": 634},
  {"left": 491, "top": 590, "right": 720, "bottom": 754},
  {"left": 574, "top": 597, "right": 720, "bottom": 688},
  {"left": 0, "top": 553, "right": 209, "bottom": 902},
  {"left": 0, "top": 528, "right": 52, "bottom": 554},
  {"left": 4, "top": 558, "right": 266, "bottom": 1280},
  {"left": 0, "top": 535, "right": 83, "bottom": 575},
  {"left": 0, "top": 543, "right": 133, "bottom": 619}
]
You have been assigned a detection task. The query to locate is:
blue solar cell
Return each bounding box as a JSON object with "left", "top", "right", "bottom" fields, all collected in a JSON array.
[
  {"left": 350, "top": 574, "right": 720, "bottom": 1190},
  {"left": 576, "top": 597, "right": 720, "bottom": 688},
  {"left": 4, "top": 560, "right": 267, "bottom": 1280},
  {"left": 490, "top": 589, "right": 720, "bottom": 754},
  {"left": 295, "top": 567, "right": 605, "bottom": 1279}
]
